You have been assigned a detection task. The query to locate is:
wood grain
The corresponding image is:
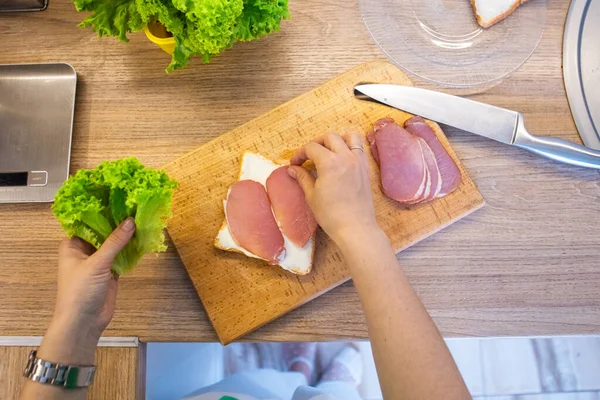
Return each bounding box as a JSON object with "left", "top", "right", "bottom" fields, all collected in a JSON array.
[
  {"left": 162, "top": 61, "right": 484, "bottom": 344},
  {"left": 0, "top": 0, "right": 598, "bottom": 342},
  {"left": 0, "top": 346, "right": 142, "bottom": 400}
]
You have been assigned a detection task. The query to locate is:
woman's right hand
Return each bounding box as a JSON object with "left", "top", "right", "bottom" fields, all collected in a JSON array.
[{"left": 289, "top": 133, "right": 380, "bottom": 246}]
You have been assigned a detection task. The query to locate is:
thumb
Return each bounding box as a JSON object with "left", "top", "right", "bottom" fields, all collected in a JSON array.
[
  {"left": 91, "top": 217, "right": 136, "bottom": 268},
  {"left": 288, "top": 166, "right": 315, "bottom": 198}
]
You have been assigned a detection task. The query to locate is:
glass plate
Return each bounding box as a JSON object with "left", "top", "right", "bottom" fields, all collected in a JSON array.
[{"left": 359, "top": 0, "right": 547, "bottom": 88}]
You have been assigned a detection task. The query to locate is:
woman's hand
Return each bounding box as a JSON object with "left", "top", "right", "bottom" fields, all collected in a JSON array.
[
  {"left": 290, "top": 134, "right": 471, "bottom": 400},
  {"left": 38, "top": 218, "right": 135, "bottom": 365},
  {"left": 289, "top": 133, "right": 380, "bottom": 246}
]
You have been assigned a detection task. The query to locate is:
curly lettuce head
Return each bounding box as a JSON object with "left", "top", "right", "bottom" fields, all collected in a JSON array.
[
  {"left": 53, "top": 158, "right": 178, "bottom": 275},
  {"left": 72, "top": 0, "right": 289, "bottom": 72}
]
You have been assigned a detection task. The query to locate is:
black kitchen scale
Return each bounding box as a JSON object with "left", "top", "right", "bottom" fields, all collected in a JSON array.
[{"left": 0, "top": 63, "right": 76, "bottom": 203}]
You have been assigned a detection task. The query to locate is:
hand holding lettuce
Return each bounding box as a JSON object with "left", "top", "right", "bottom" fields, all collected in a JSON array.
[
  {"left": 72, "top": 0, "right": 290, "bottom": 72},
  {"left": 53, "top": 158, "right": 178, "bottom": 275}
]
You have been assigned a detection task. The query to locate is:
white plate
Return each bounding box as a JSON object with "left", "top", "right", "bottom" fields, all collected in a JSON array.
[{"left": 359, "top": 0, "right": 547, "bottom": 87}]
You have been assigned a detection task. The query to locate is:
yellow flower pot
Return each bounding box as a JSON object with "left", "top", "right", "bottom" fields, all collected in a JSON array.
[{"left": 144, "top": 22, "right": 175, "bottom": 55}]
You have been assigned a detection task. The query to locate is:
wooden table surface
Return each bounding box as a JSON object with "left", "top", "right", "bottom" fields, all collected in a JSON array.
[
  {"left": 1, "top": 345, "right": 143, "bottom": 400},
  {"left": 0, "top": 0, "right": 598, "bottom": 342}
]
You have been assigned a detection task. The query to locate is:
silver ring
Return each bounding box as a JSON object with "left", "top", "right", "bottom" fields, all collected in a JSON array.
[{"left": 349, "top": 145, "right": 364, "bottom": 153}]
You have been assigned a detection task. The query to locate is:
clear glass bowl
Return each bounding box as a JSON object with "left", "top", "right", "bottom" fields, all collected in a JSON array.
[{"left": 359, "top": 0, "right": 547, "bottom": 88}]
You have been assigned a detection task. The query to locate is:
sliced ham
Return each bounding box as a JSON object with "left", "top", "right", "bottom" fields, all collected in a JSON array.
[
  {"left": 266, "top": 166, "right": 317, "bottom": 248},
  {"left": 417, "top": 139, "right": 433, "bottom": 200},
  {"left": 404, "top": 116, "right": 461, "bottom": 197},
  {"left": 417, "top": 137, "right": 443, "bottom": 202},
  {"left": 403, "top": 138, "right": 435, "bottom": 205},
  {"left": 226, "top": 180, "right": 285, "bottom": 264},
  {"left": 367, "top": 132, "right": 380, "bottom": 164},
  {"left": 371, "top": 118, "right": 427, "bottom": 204}
]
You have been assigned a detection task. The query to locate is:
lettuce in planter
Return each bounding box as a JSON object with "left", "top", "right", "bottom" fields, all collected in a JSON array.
[{"left": 72, "top": 0, "right": 290, "bottom": 72}]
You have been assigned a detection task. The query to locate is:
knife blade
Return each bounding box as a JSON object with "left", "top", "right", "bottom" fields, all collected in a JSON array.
[
  {"left": 354, "top": 84, "right": 519, "bottom": 144},
  {"left": 354, "top": 84, "right": 600, "bottom": 170}
]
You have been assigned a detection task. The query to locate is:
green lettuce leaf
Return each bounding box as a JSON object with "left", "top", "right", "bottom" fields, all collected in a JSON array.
[
  {"left": 53, "top": 158, "right": 178, "bottom": 275},
  {"left": 74, "top": 0, "right": 145, "bottom": 41},
  {"left": 234, "top": 0, "right": 289, "bottom": 42},
  {"left": 166, "top": 0, "right": 243, "bottom": 71}
]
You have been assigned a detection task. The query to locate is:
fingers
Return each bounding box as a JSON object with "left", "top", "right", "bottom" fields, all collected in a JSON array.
[
  {"left": 104, "top": 278, "right": 119, "bottom": 321},
  {"left": 290, "top": 133, "right": 352, "bottom": 166},
  {"left": 290, "top": 141, "right": 332, "bottom": 166},
  {"left": 90, "top": 218, "right": 136, "bottom": 268},
  {"left": 314, "top": 133, "right": 351, "bottom": 153},
  {"left": 59, "top": 237, "right": 95, "bottom": 260},
  {"left": 343, "top": 133, "right": 367, "bottom": 163},
  {"left": 288, "top": 166, "right": 316, "bottom": 198},
  {"left": 343, "top": 133, "right": 368, "bottom": 161}
]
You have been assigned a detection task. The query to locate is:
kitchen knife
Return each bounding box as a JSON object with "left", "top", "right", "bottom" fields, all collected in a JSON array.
[{"left": 354, "top": 84, "right": 600, "bottom": 170}]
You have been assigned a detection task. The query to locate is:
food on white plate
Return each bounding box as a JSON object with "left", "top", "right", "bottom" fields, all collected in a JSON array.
[
  {"left": 367, "top": 118, "right": 461, "bottom": 205},
  {"left": 215, "top": 152, "right": 317, "bottom": 275},
  {"left": 404, "top": 116, "right": 461, "bottom": 197},
  {"left": 470, "top": 0, "right": 529, "bottom": 28}
]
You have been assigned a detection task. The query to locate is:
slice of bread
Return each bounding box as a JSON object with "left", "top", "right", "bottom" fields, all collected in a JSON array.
[
  {"left": 470, "top": 0, "right": 529, "bottom": 28},
  {"left": 214, "top": 152, "right": 316, "bottom": 275}
]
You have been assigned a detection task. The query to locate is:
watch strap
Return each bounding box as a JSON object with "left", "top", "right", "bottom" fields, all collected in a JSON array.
[{"left": 23, "top": 350, "right": 96, "bottom": 389}]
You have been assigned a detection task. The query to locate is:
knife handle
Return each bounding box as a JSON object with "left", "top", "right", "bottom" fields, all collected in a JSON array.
[{"left": 513, "top": 116, "right": 600, "bottom": 170}]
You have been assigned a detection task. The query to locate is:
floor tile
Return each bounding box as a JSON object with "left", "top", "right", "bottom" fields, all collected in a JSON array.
[
  {"left": 144, "top": 337, "right": 600, "bottom": 400},
  {"left": 356, "top": 341, "right": 383, "bottom": 400},
  {"left": 532, "top": 338, "right": 578, "bottom": 392},
  {"left": 446, "top": 338, "right": 485, "bottom": 396},
  {"left": 565, "top": 337, "right": 600, "bottom": 391},
  {"left": 514, "top": 391, "right": 599, "bottom": 400},
  {"left": 481, "top": 337, "right": 541, "bottom": 395},
  {"left": 146, "top": 343, "right": 224, "bottom": 400},
  {"left": 474, "top": 394, "right": 599, "bottom": 400},
  {"left": 473, "top": 397, "right": 515, "bottom": 400}
]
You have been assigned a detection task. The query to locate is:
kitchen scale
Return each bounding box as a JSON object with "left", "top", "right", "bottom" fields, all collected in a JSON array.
[
  {"left": 0, "top": 0, "right": 47, "bottom": 12},
  {"left": 0, "top": 63, "right": 76, "bottom": 203}
]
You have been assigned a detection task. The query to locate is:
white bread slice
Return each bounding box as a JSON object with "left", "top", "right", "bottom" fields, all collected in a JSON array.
[
  {"left": 470, "top": 0, "right": 529, "bottom": 28},
  {"left": 214, "top": 152, "right": 316, "bottom": 275}
]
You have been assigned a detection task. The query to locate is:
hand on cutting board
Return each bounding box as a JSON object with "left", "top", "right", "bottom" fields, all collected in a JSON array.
[
  {"left": 291, "top": 133, "right": 470, "bottom": 400},
  {"left": 289, "top": 132, "right": 379, "bottom": 245}
]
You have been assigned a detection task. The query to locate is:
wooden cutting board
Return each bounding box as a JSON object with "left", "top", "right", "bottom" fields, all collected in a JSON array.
[{"left": 162, "top": 60, "right": 485, "bottom": 344}]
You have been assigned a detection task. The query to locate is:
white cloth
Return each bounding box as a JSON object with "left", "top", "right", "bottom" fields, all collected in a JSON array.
[{"left": 181, "top": 369, "right": 362, "bottom": 400}]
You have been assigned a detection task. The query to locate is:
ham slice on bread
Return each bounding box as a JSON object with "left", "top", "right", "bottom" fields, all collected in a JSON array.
[
  {"left": 470, "top": 0, "right": 529, "bottom": 28},
  {"left": 215, "top": 152, "right": 317, "bottom": 275},
  {"left": 226, "top": 180, "right": 285, "bottom": 264},
  {"left": 368, "top": 118, "right": 461, "bottom": 205},
  {"left": 266, "top": 166, "right": 317, "bottom": 248}
]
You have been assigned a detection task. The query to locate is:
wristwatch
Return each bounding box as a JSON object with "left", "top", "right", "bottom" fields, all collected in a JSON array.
[{"left": 23, "top": 350, "right": 96, "bottom": 389}]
